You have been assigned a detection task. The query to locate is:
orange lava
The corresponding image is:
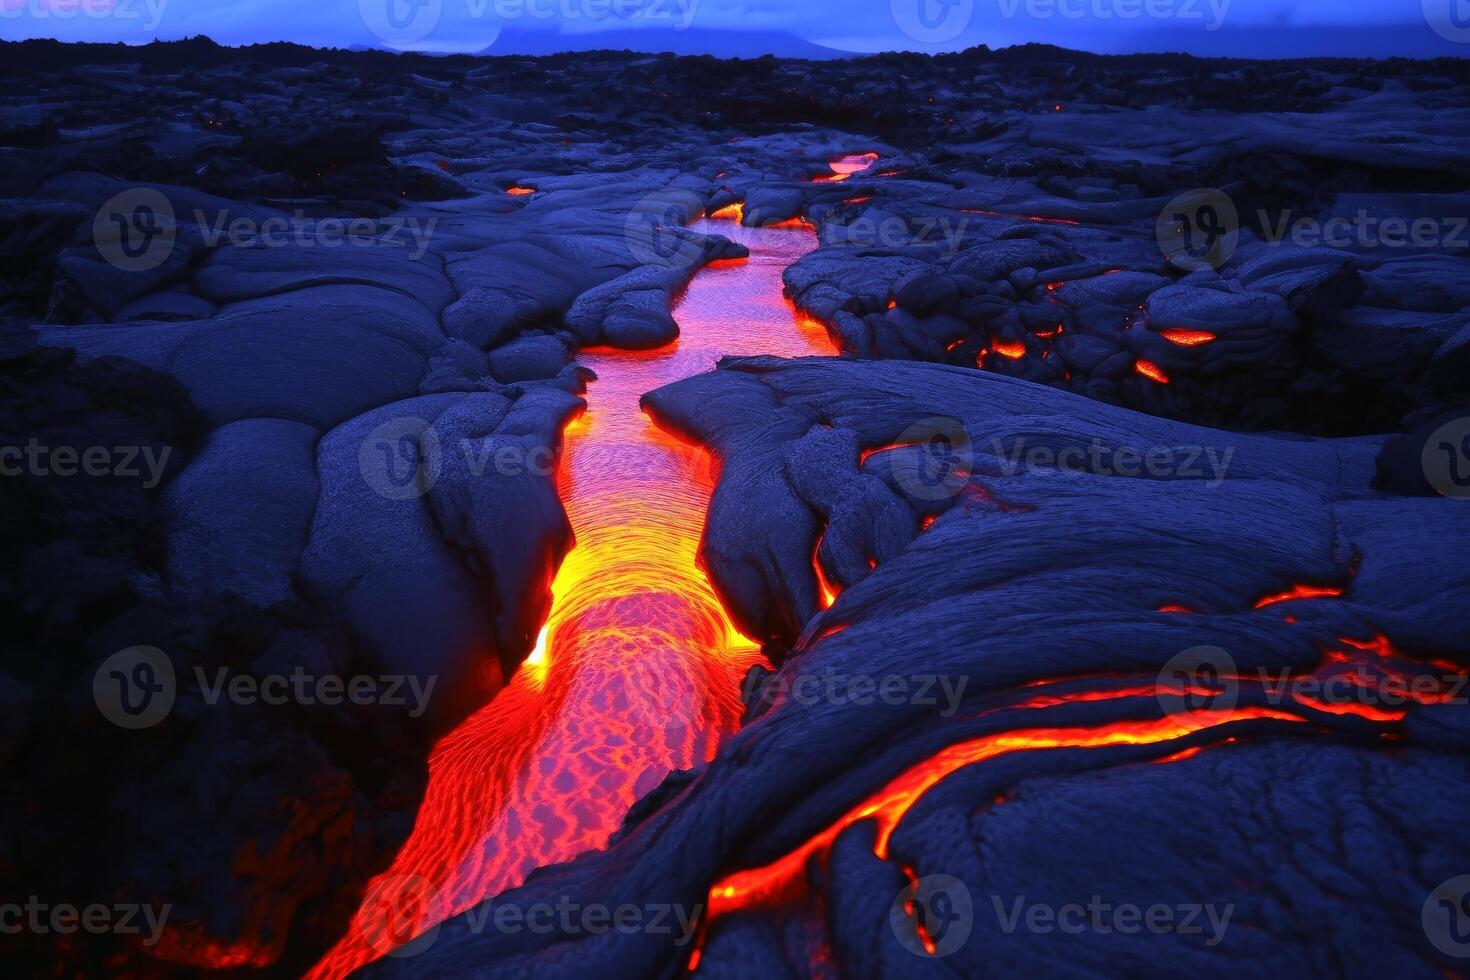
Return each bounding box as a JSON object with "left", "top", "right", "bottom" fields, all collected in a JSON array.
[
  {"left": 811, "top": 153, "right": 879, "bottom": 183},
  {"left": 1160, "top": 329, "right": 1216, "bottom": 346},
  {"left": 506, "top": 186, "right": 536, "bottom": 196},
  {"left": 709, "top": 202, "right": 744, "bottom": 222},
  {"left": 706, "top": 709, "right": 1303, "bottom": 922},
  {"left": 1134, "top": 360, "right": 1170, "bottom": 383},
  {"left": 992, "top": 339, "right": 1027, "bottom": 360},
  {"left": 1254, "top": 584, "right": 1344, "bottom": 608},
  {"left": 311, "top": 219, "right": 831, "bottom": 976}
]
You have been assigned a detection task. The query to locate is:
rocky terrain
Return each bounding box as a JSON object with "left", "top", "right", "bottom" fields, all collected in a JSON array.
[{"left": 2, "top": 36, "right": 1468, "bottom": 978}]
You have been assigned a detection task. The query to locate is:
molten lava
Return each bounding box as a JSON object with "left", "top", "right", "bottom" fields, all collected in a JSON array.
[
  {"left": 311, "top": 218, "right": 832, "bottom": 976},
  {"left": 1134, "top": 360, "right": 1170, "bottom": 383},
  {"left": 1160, "top": 329, "right": 1216, "bottom": 346},
  {"left": 706, "top": 709, "right": 1304, "bottom": 922},
  {"left": 811, "top": 152, "right": 879, "bottom": 183}
]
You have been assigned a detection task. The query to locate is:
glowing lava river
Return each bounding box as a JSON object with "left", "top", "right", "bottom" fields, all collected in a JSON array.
[{"left": 311, "top": 216, "right": 831, "bottom": 977}]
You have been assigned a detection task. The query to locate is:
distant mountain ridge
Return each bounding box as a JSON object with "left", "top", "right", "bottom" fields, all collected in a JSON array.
[{"left": 480, "top": 27, "right": 850, "bottom": 60}]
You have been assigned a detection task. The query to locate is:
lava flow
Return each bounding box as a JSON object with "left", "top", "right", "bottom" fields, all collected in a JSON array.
[{"left": 310, "top": 215, "right": 831, "bottom": 976}]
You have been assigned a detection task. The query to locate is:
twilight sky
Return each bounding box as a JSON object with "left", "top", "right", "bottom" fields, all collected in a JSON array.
[{"left": 0, "top": 0, "right": 1463, "bottom": 59}]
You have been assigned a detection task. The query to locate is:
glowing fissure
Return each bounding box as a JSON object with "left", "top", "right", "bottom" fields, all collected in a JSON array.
[
  {"left": 310, "top": 213, "right": 831, "bottom": 977},
  {"left": 706, "top": 709, "right": 1305, "bottom": 923},
  {"left": 704, "top": 629, "right": 1464, "bottom": 933}
]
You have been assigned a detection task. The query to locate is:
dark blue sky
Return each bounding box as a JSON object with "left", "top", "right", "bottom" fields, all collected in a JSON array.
[{"left": 1, "top": 0, "right": 1463, "bottom": 58}]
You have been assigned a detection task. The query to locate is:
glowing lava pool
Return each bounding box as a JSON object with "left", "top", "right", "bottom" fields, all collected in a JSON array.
[{"left": 311, "top": 216, "right": 831, "bottom": 977}]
